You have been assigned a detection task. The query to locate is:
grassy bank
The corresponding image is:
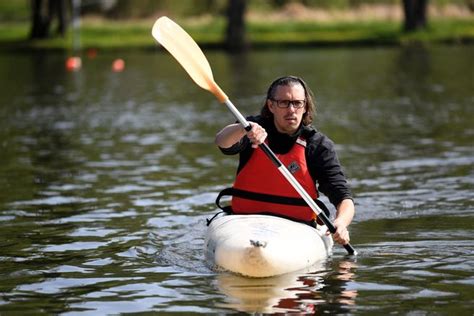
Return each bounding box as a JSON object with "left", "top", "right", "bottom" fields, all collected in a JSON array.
[
  {"left": 247, "top": 18, "right": 474, "bottom": 46},
  {"left": 1, "top": 15, "right": 473, "bottom": 52}
]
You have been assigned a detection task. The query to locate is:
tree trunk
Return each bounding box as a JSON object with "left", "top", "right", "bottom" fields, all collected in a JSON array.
[
  {"left": 402, "top": 0, "right": 428, "bottom": 32},
  {"left": 30, "top": 0, "right": 69, "bottom": 39},
  {"left": 30, "top": 0, "right": 50, "bottom": 39},
  {"left": 49, "top": 0, "right": 68, "bottom": 36},
  {"left": 225, "top": 0, "right": 248, "bottom": 52}
]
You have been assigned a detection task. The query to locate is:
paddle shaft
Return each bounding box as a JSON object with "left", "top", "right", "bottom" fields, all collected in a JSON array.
[{"left": 224, "top": 99, "right": 357, "bottom": 255}]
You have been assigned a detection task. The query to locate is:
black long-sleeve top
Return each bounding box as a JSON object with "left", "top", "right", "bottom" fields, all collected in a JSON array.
[{"left": 219, "top": 115, "right": 353, "bottom": 208}]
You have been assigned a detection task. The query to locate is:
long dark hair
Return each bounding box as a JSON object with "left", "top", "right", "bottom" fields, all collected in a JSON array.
[{"left": 260, "top": 75, "right": 316, "bottom": 126}]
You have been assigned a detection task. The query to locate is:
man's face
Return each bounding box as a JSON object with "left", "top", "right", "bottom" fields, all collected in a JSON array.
[{"left": 267, "top": 84, "right": 306, "bottom": 135}]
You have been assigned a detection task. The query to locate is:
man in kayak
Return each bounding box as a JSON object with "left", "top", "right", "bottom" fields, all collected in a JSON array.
[{"left": 215, "top": 75, "right": 354, "bottom": 246}]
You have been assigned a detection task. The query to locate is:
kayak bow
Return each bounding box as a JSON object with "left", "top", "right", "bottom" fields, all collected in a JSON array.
[{"left": 205, "top": 214, "right": 333, "bottom": 277}]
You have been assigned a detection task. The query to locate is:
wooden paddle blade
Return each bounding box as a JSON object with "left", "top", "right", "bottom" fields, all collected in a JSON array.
[{"left": 152, "top": 16, "right": 228, "bottom": 102}]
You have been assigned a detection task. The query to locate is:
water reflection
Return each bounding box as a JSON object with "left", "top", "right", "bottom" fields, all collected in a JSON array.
[
  {"left": 217, "top": 259, "right": 358, "bottom": 314},
  {"left": 394, "top": 43, "right": 432, "bottom": 95},
  {"left": 0, "top": 46, "right": 472, "bottom": 314}
]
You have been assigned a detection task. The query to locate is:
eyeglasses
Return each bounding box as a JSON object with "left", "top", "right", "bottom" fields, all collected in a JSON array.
[{"left": 271, "top": 99, "right": 306, "bottom": 109}]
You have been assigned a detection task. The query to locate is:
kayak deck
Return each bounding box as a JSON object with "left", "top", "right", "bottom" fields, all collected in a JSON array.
[{"left": 205, "top": 214, "right": 333, "bottom": 278}]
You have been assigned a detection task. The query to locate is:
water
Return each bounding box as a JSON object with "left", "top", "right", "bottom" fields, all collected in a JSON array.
[{"left": 0, "top": 45, "right": 472, "bottom": 314}]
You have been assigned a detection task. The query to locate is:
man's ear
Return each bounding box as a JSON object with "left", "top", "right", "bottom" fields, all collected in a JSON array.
[{"left": 267, "top": 99, "right": 275, "bottom": 114}]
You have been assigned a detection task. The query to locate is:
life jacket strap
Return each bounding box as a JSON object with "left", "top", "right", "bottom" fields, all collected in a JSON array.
[
  {"left": 214, "top": 187, "right": 331, "bottom": 226},
  {"left": 215, "top": 187, "right": 235, "bottom": 214},
  {"left": 218, "top": 187, "right": 319, "bottom": 207}
]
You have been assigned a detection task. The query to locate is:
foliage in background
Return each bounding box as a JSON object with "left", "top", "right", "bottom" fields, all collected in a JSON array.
[
  {"left": 0, "top": 1, "right": 29, "bottom": 21},
  {"left": 0, "top": 0, "right": 472, "bottom": 21}
]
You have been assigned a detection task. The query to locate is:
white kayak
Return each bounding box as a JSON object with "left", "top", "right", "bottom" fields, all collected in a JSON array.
[{"left": 205, "top": 214, "right": 333, "bottom": 278}]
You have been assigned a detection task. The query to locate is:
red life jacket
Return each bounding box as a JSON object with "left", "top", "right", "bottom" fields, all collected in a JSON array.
[{"left": 231, "top": 137, "right": 319, "bottom": 222}]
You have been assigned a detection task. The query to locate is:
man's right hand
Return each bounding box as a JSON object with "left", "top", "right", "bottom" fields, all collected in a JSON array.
[{"left": 246, "top": 122, "right": 268, "bottom": 148}]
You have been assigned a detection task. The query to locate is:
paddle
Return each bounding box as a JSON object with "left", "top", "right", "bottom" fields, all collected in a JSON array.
[{"left": 152, "top": 16, "right": 356, "bottom": 256}]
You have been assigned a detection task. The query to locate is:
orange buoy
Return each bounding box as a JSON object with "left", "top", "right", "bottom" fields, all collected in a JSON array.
[
  {"left": 112, "top": 58, "right": 125, "bottom": 72},
  {"left": 65, "top": 56, "right": 81, "bottom": 71},
  {"left": 87, "top": 48, "right": 97, "bottom": 59}
]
